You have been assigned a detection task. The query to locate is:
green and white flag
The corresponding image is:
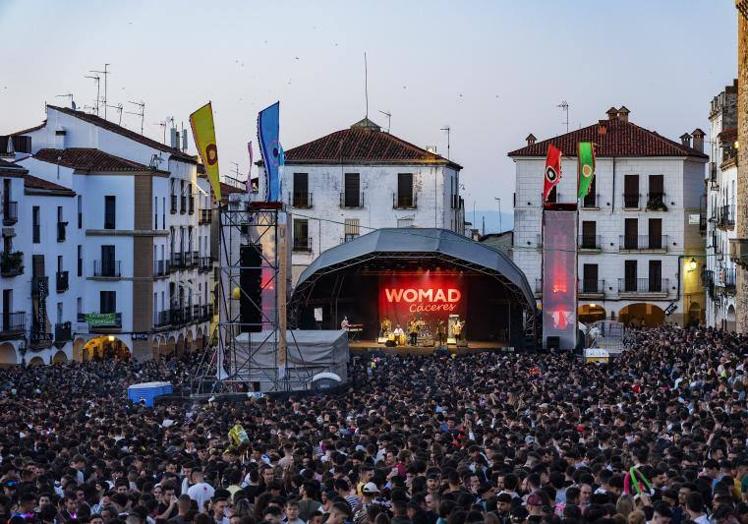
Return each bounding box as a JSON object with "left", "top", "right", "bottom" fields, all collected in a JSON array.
[{"left": 577, "top": 142, "right": 596, "bottom": 199}]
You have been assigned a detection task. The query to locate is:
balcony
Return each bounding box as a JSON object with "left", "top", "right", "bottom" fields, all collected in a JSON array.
[
  {"left": 154, "top": 259, "right": 168, "bottom": 277},
  {"left": 0, "top": 251, "right": 23, "bottom": 277},
  {"left": 579, "top": 279, "right": 605, "bottom": 299},
  {"left": 56, "top": 270, "right": 69, "bottom": 293},
  {"left": 93, "top": 260, "right": 122, "bottom": 278},
  {"left": 199, "top": 209, "right": 212, "bottom": 225},
  {"left": 623, "top": 193, "right": 640, "bottom": 209},
  {"left": 582, "top": 193, "right": 600, "bottom": 209},
  {"left": 578, "top": 235, "right": 602, "bottom": 252},
  {"left": 54, "top": 322, "right": 72, "bottom": 342},
  {"left": 170, "top": 307, "right": 184, "bottom": 325},
  {"left": 29, "top": 329, "right": 53, "bottom": 348},
  {"left": 618, "top": 235, "right": 668, "bottom": 253},
  {"left": 618, "top": 278, "right": 670, "bottom": 297},
  {"left": 290, "top": 191, "right": 313, "bottom": 209},
  {"left": 393, "top": 193, "right": 417, "bottom": 209},
  {"left": 183, "top": 306, "right": 193, "bottom": 324},
  {"left": 0, "top": 312, "right": 25, "bottom": 339},
  {"left": 199, "top": 256, "right": 212, "bottom": 272},
  {"left": 170, "top": 194, "right": 178, "bottom": 214},
  {"left": 716, "top": 268, "right": 737, "bottom": 294},
  {"left": 717, "top": 204, "right": 735, "bottom": 229},
  {"left": 646, "top": 192, "right": 668, "bottom": 211},
  {"left": 57, "top": 221, "right": 67, "bottom": 242},
  {"left": 180, "top": 195, "right": 187, "bottom": 214},
  {"left": 171, "top": 252, "right": 184, "bottom": 269},
  {"left": 188, "top": 196, "right": 195, "bottom": 215},
  {"left": 154, "top": 310, "right": 171, "bottom": 329},
  {"left": 79, "top": 312, "right": 122, "bottom": 330},
  {"left": 340, "top": 192, "right": 365, "bottom": 209},
  {"left": 192, "top": 251, "right": 200, "bottom": 268},
  {"left": 2, "top": 201, "right": 18, "bottom": 226},
  {"left": 293, "top": 237, "right": 313, "bottom": 252}
]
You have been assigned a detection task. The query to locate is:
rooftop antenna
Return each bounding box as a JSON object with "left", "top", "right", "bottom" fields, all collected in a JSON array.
[
  {"left": 153, "top": 120, "right": 167, "bottom": 143},
  {"left": 126, "top": 100, "right": 145, "bottom": 134},
  {"left": 91, "top": 64, "right": 110, "bottom": 119},
  {"left": 107, "top": 103, "right": 124, "bottom": 125},
  {"left": 440, "top": 126, "right": 451, "bottom": 159},
  {"left": 379, "top": 110, "right": 391, "bottom": 133},
  {"left": 84, "top": 74, "right": 101, "bottom": 115},
  {"left": 56, "top": 93, "right": 75, "bottom": 110},
  {"left": 364, "top": 52, "right": 369, "bottom": 119},
  {"left": 557, "top": 100, "right": 569, "bottom": 133}
]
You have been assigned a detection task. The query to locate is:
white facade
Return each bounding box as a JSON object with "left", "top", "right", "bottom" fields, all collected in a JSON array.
[
  {"left": 0, "top": 104, "right": 215, "bottom": 364},
  {"left": 705, "top": 81, "right": 739, "bottom": 331},
  {"left": 511, "top": 108, "right": 707, "bottom": 327}
]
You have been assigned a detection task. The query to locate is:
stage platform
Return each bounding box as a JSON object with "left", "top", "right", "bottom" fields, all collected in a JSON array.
[{"left": 349, "top": 340, "right": 510, "bottom": 356}]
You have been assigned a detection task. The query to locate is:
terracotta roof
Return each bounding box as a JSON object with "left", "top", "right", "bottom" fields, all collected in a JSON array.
[
  {"left": 45, "top": 105, "right": 198, "bottom": 164},
  {"left": 719, "top": 128, "right": 738, "bottom": 143},
  {"left": 282, "top": 120, "right": 462, "bottom": 170},
  {"left": 508, "top": 118, "right": 709, "bottom": 159},
  {"left": 0, "top": 158, "right": 26, "bottom": 174},
  {"left": 34, "top": 148, "right": 169, "bottom": 173},
  {"left": 11, "top": 122, "right": 46, "bottom": 136},
  {"left": 24, "top": 174, "right": 75, "bottom": 195}
]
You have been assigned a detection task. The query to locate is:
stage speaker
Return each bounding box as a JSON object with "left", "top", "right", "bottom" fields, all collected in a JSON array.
[
  {"left": 546, "top": 336, "right": 560, "bottom": 350},
  {"left": 240, "top": 244, "right": 262, "bottom": 333}
]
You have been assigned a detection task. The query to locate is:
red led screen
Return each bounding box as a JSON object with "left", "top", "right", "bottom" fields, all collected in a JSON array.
[{"left": 378, "top": 272, "right": 467, "bottom": 329}]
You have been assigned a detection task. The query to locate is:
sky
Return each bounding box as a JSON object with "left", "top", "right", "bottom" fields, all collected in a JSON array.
[{"left": 0, "top": 0, "right": 739, "bottom": 232}]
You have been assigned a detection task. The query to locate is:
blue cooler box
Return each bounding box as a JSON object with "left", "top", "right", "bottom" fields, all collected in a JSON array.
[{"left": 127, "top": 381, "right": 173, "bottom": 407}]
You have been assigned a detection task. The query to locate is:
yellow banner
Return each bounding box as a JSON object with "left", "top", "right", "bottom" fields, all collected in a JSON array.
[{"left": 189, "top": 102, "right": 221, "bottom": 201}]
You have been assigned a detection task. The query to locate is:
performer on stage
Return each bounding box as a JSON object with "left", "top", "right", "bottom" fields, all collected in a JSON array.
[
  {"left": 394, "top": 325, "right": 405, "bottom": 346},
  {"left": 341, "top": 316, "right": 350, "bottom": 330},
  {"left": 408, "top": 320, "right": 418, "bottom": 346}
]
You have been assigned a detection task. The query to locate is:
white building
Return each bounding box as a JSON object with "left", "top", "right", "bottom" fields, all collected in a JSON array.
[
  {"left": 509, "top": 106, "right": 708, "bottom": 327},
  {"left": 705, "top": 80, "right": 739, "bottom": 331},
  {"left": 0, "top": 104, "right": 215, "bottom": 365},
  {"left": 260, "top": 117, "right": 465, "bottom": 283}
]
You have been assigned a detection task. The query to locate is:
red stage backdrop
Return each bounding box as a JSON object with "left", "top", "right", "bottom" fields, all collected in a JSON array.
[{"left": 378, "top": 272, "right": 467, "bottom": 328}]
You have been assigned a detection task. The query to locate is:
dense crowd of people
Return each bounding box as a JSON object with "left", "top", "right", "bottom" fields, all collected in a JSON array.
[{"left": 0, "top": 325, "right": 747, "bottom": 524}]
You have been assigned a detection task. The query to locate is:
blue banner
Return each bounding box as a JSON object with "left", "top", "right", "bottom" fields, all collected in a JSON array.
[{"left": 257, "top": 102, "right": 283, "bottom": 201}]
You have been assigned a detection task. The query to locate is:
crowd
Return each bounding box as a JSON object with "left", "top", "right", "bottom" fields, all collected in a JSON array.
[{"left": 0, "top": 325, "right": 747, "bottom": 524}]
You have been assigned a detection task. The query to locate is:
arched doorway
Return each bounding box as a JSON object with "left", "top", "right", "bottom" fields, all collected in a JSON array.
[
  {"left": 687, "top": 302, "right": 702, "bottom": 328},
  {"left": 28, "top": 356, "right": 45, "bottom": 367},
  {"left": 151, "top": 336, "right": 163, "bottom": 359},
  {"left": 185, "top": 330, "right": 193, "bottom": 353},
  {"left": 82, "top": 336, "right": 131, "bottom": 361},
  {"left": 73, "top": 338, "right": 86, "bottom": 362},
  {"left": 0, "top": 343, "right": 18, "bottom": 367},
  {"left": 618, "top": 303, "right": 665, "bottom": 327},
  {"left": 176, "top": 334, "right": 185, "bottom": 356},
  {"left": 727, "top": 305, "right": 736, "bottom": 333},
  {"left": 578, "top": 304, "right": 606, "bottom": 324},
  {"left": 196, "top": 327, "right": 204, "bottom": 350},
  {"left": 165, "top": 336, "right": 176, "bottom": 357},
  {"left": 52, "top": 351, "right": 68, "bottom": 364}
]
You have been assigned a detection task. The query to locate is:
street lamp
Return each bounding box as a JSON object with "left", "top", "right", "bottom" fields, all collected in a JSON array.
[
  {"left": 494, "top": 197, "right": 502, "bottom": 233},
  {"left": 688, "top": 258, "right": 697, "bottom": 271}
]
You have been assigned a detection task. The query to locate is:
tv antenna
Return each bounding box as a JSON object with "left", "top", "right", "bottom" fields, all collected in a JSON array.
[
  {"left": 91, "top": 64, "right": 110, "bottom": 119},
  {"left": 126, "top": 100, "right": 145, "bottom": 134},
  {"left": 56, "top": 93, "right": 76, "bottom": 110},
  {"left": 107, "top": 103, "right": 124, "bottom": 125},
  {"left": 84, "top": 74, "right": 101, "bottom": 115},
  {"left": 153, "top": 120, "right": 167, "bottom": 144},
  {"left": 379, "top": 110, "right": 391, "bottom": 133},
  {"left": 440, "top": 126, "right": 451, "bottom": 160},
  {"left": 364, "top": 52, "right": 369, "bottom": 119},
  {"left": 557, "top": 100, "right": 569, "bottom": 133}
]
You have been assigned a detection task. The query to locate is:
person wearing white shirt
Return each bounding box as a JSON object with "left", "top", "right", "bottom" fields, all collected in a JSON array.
[{"left": 186, "top": 470, "right": 215, "bottom": 513}]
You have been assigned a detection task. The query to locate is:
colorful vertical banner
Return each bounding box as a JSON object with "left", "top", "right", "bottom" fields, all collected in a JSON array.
[
  {"left": 258, "top": 102, "right": 283, "bottom": 201},
  {"left": 542, "top": 209, "right": 578, "bottom": 349},
  {"left": 189, "top": 102, "right": 222, "bottom": 202},
  {"left": 543, "top": 144, "right": 562, "bottom": 202},
  {"left": 577, "top": 142, "right": 596, "bottom": 199}
]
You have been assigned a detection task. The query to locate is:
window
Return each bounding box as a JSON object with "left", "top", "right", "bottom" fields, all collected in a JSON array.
[
  {"left": 162, "top": 197, "right": 166, "bottom": 228},
  {"left": 649, "top": 260, "right": 662, "bottom": 292},
  {"left": 57, "top": 206, "right": 66, "bottom": 242},
  {"left": 344, "top": 218, "right": 360, "bottom": 242},
  {"left": 581, "top": 221, "right": 597, "bottom": 249},
  {"left": 624, "top": 260, "right": 638, "bottom": 292},
  {"left": 648, "top": 218, "right": 662, "bottom": 249},
  {"left": 77, "top": 195, "right": 82, "bottom": 228},
  {"left": 154, "top": 197, "right": 158, "bottom": 229},
  {"left": 56, "top": 302, "right": 63, "bottom": 325},
  {"left": 293, "top": 173, "right": 310, "bottom": 207},
  {"left": 104, "top": 196, "right": 116, "bottom": 229},
  {"left": 32, "top": 206, "right": 40, "bottom": 243},
  {"left": 396, "top": 173, "right": 414, "bottom": 208},
  {"left": 582, "top": 264, "right": 599, "bottom": 293},
  {"left": 343, "top": 173, "right": 361, "bottom": 207},
  {"left": 77, "top": 245, "right": 82, "bottom": 277},
  {"left": 101, "top": 245, "right": 116, "bottom": 277},
  {"left": 624, "top": 175, "right": 639, "bottom": 208},
  {"left": 180, "top": 180, "right": 186, "bottom": 213},
  {"left": 76, "top": 297, "right": 82, "bottom": 316},
  {"left": 583, "top": 177, "right": 597, "bottom": 208},
  {"left": 100, "top": 291, "right": 116, "bottom": 314},
  {"left": 647, "top": 175, "right": 664, "bottom": 209},
  {"left": 153, "top": 293, "right": 158, "bottom": 325},
  {"left": 624, "top": 218, "right": 638, "bottom": 249},
  {"left": 2, "top": 289, "right": 12, "bottom": 330},
  {"left": 293, "top": 218, "right": 310, "bottom": 251},
  {"left": 57, "top": 255, "right": 62, "bottom": 273}
]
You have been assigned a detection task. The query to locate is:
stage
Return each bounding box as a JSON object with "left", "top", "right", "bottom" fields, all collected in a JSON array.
[{"left": 349, "top": 339, "right": 510, "bottom": 356}]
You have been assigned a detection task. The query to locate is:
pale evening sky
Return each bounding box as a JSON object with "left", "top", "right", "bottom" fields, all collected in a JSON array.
[{"left": 0, "top": 0, "right": 739, "bottom": 231}]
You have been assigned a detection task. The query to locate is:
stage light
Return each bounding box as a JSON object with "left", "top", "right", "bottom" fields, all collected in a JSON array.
[
  {"left": 688, "top": 258, "right": 697, "bottom": 271},
  {"left": 107, "top": 335, "right": 115, "bottom": 342}
]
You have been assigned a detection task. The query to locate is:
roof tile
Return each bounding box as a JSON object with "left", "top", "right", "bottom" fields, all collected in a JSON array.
[{"left": 34, "top": 148, "right": 161, "bottom": 173}]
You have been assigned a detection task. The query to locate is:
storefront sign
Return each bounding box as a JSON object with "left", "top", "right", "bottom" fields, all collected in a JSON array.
[
  {"left": 131, "top": 333, "right": 149, "bottom": 341},
  {"left": 86, "top": 313, "right": 116, "bottom": 327}
]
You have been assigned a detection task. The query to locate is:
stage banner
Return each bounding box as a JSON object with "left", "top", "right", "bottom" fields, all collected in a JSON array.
[
  {"left": 542, "top": 209, "right": 577, "bottom": 349},
  {"left": 189, "top": 102, "right": 221, "bottom": 202},
  {"left": 378, "top": 273, "right": 467, "bottom": 332},
  {"left": 258, "top": 102, "right": 284, "bottom": 201}
]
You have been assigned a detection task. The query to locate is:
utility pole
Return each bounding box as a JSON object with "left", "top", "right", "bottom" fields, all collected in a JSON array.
[
  {"left": 441, "top": 126, "right": 451, "bottom": 159},
  {"left": 495, "top": 196, "right": 502, "bottom": 233}
]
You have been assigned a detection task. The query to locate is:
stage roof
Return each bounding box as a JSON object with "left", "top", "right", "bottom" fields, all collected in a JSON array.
[{"left": 294, "top": 228, "right": 536, "bottom": 309}]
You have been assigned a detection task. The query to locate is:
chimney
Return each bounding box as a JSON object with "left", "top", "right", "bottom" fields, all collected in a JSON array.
[
  {"left": 598, "top": 121, "right": 608, "bottom": 136},
  {"left": 680, "top": 133, "right": 692, "bottom": 148},
  {"left": 526, "top": 133, "right": 537, "bottom": 146},
  {"left": 691, "top": 128, "right": 705, "bottom": 153},
  {"left": 617, "top": 106, "right": 630, "bottom": 123},
  {"left": 606, "top": 107, "right": 619, "bottom": 121}
]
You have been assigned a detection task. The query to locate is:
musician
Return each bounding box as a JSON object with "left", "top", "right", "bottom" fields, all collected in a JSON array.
[
  {"left": 436, "top": 320, "right": 446, "bottom": 347},
  {"left": 408, "top": 320, "right": 418, "bottom": 346},
  {"left": 341, "top": 316, "right": 350, "bottom": 330},
  {"left": 394, "top": 325, "right": 405, "bottom": 346}
]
